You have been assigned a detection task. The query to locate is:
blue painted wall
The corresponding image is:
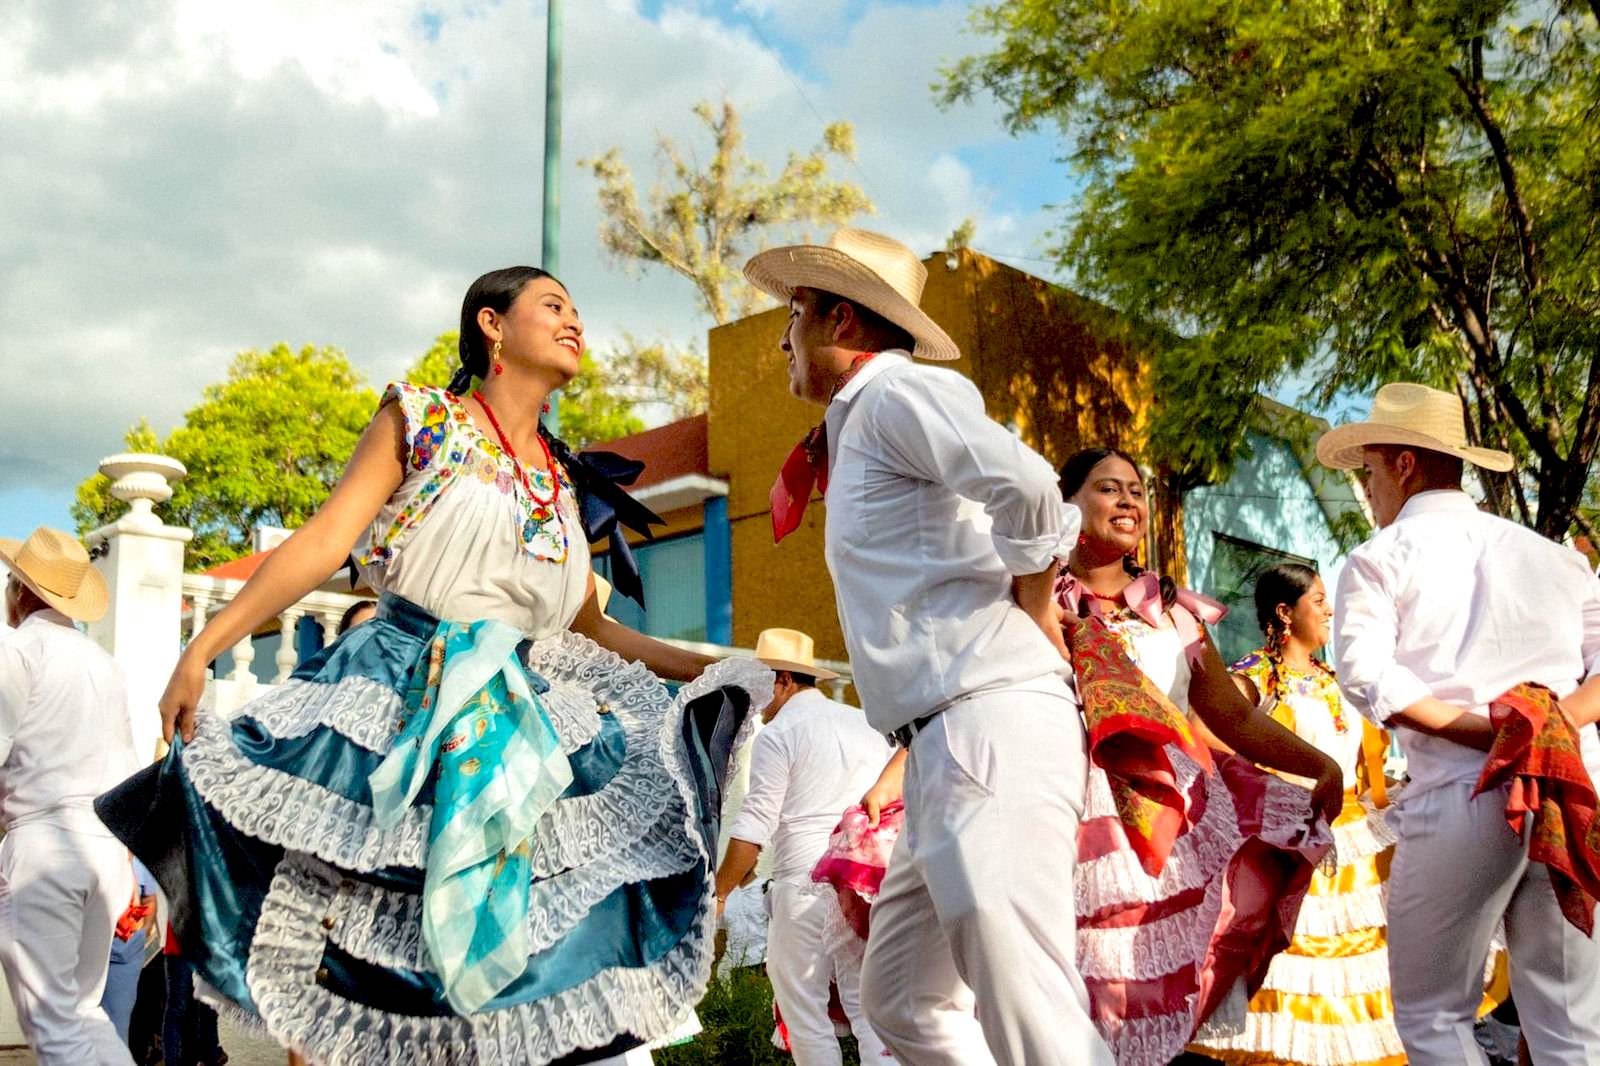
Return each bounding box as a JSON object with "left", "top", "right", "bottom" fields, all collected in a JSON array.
[{"left": 1184, "top": 431, "right": 1352, "bottom": 662}]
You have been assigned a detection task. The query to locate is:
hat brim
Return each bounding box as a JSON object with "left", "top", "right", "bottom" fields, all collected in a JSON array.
[
  {"left": 757, "top": 656, "right": 841, "bottom": 682},
  {"left": 0, "top": 540, "right": 110, "bottom": 623},
  {"left": 1315, "top": 424, "right": 1514, "bottom": 473},
  {"left": 744, "top": 244, "right": 960, "bottom": 362}
]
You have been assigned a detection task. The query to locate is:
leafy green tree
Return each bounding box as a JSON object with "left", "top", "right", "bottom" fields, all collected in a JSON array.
[
  {"left": 73, "top": 345, "right": 378, "bottom": 569},
  {"left": 945, "top": 0, "right": 1600, "bottom": 540},
  {"left": 405, "top": 331, "right": 707, "bottom": 448},
  {"left": 582, "top": 98, "right": 873, "bottom": 325}
]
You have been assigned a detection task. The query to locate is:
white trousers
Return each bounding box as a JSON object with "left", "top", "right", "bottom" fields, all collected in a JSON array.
[
  {"left": 0, "top": 822, "right": 134, "bottom": 1066},
  {"left": 1387, "top": 780, "right": 1600, "bottom": 1065},
  {"left": 767, "top": 881, "right": 894, "bottom": 1066},
  {"left": 860, "top": 689, "right": 1114, "bottom": 1066}
]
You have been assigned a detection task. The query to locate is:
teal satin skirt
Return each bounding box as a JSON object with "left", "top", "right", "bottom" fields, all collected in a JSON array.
[{"left": 102, "top": 594, "right": 766, "bottom": 1066}]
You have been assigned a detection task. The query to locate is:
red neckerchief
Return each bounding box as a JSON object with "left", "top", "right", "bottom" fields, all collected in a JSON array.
[{"left": 770, "top": 352, "right": 878, "bottom": 543}]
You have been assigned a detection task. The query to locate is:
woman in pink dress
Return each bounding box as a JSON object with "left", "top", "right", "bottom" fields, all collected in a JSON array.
[{"left": 1056, "top": 447, "right": 1342, "bottom": 1065}]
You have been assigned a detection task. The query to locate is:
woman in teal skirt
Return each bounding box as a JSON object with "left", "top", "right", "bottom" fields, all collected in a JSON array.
[{"left": 101, "top": 267, "right": 771, "bottom": 1066}]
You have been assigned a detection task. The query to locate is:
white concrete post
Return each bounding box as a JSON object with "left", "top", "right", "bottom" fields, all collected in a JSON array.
[
  {"left": 85, "top": 453, "right": 192, "bottom": 766},
  {"left": 276, "top": 608, "right": 304, "bottom": 682},
  {"left": 230, "top": 634, "right": 256, "bottom": 684}
]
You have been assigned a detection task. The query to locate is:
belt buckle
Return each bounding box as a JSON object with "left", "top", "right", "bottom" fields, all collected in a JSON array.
[{"left": 889, "top": 713, "right": 935, "bottom": 749}]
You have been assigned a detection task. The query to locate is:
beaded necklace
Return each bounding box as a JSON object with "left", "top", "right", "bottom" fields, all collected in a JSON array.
[{"left": 472, "top": 390, "right": 559, "bottom": 508}]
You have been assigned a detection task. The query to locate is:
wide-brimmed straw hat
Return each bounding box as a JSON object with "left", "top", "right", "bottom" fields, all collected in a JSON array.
[
  {"left": 1316, "top": 382, "right": 1514, "bottom": 472},
  {"left": 743, "top": 229, "right": 960, "bottom": 362},
  {"left": 0, "top": 527, "right": 109, "bottom": 622},
  {"left": 753, "top": 628, "right": 840, "bottom": 682}
]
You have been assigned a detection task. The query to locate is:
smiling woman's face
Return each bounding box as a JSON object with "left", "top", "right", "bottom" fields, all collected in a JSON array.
[
  {"left": 491, "top": 277, "right": 585, "bottom": 384},
  {"left": 1068, "top": 454, "right": 1147, "bottom": 557}
]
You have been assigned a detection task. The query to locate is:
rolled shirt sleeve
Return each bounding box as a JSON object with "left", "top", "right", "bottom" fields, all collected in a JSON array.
[
  {"left": 873, "top": 371, "right": 1065, "bottom": 576},
  {"left": 1334, "top": 550, "right": 1434, "bottom": 725},
  {"left": 725, "top": 729, "right": 788, "bottom": 849}
]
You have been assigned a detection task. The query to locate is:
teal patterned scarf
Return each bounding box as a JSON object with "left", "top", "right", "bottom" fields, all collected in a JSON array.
[{"left": 368, "top": 618, "right": 572, "bottom": 1014}]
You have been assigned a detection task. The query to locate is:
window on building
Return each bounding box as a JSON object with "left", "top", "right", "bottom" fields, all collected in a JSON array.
[
  {"left": 594, "top": 532, "right": 708, "bottom": 643},
  {"left": 1207, "top": 532, "right": 1317, "bottom": 666}
]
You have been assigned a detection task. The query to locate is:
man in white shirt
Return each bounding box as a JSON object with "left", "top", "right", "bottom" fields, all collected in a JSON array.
[
  {"left": 1321, "top": 384, "right": 1600, "bottom": 1065},
  {"left": 743, "top": 230, "right": 1111, "bottom": 1066},
  {"left": 0, "top": 529, "right": 138, "bottom": 1065},
  {"left": 714, "top": 628, "right": 894, "bottom": 1066}
]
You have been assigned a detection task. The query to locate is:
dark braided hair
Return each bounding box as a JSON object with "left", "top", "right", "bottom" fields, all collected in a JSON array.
[
  {"left": 1252, "top": 563, "right": 1320, "bottom": 696},
  {"left": 447, "top": 266, "right": 563, "bottom": 397},
  {"left": 1057, "top": 446, "right": 1177, "bottom": 611}
]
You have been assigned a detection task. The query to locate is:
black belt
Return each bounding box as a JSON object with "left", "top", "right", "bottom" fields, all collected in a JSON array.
[{"left": 889, "top": 712, "right": 939, "bottom": 749}]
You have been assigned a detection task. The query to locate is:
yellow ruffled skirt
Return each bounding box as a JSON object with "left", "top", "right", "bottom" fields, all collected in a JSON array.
[{"left": 1188, "top": 793, "right": 1507, "bottom": 1066}]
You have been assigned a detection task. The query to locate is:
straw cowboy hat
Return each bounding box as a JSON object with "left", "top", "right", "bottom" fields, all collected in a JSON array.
[
  {"left": 0, "top": 527, "right": 109, "bottom": 623},
  {"left": 753, "top": 627, "right": 840, "bottom": 682},
  {"left": 744, "top": 228, "right": 960, "bottom": 362},
  {"left": 1316, "top": 382, "right": 1514, "bottom": 473}
]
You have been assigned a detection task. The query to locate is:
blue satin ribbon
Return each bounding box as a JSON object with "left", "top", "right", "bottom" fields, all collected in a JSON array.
[{"left": 542, "top": 432, "right": 664, "bottom": 607}]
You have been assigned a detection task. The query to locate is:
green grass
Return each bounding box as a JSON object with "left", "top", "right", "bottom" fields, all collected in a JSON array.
[{"left": 655, "top": 968, "right": 861, "bottom": 1066}]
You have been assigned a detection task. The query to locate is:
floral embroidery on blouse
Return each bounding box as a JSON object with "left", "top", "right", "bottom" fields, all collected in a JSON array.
[
  {"left": 1232, "top": 649, "right": 1348, "bottom": 734},
  {"left": 359, "top": 382, "right": 574, "bottom": 567}
]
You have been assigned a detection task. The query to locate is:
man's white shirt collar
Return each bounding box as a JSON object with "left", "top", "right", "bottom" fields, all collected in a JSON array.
[
  {"left": 18, "top": 609, "right": 74, "bottom": 632},
  {"left": 832, "top": 350, "right": 911, "bottom": 407},
  {"left": 1393, "top": 489, "right": 1476, "bottom": 522}
]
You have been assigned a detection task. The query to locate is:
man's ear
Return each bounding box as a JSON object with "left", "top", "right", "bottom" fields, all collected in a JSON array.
[
  {"left": 829, "top": 300, "right": 856, "bottom": 344},
  {"left": 1394, "top": 448, "right": 1419, "bottom": 488}
]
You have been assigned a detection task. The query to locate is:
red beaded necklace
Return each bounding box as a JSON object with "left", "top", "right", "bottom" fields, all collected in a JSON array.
[{"left": 472, "top": 390, "right": 559, "bottom": 508}]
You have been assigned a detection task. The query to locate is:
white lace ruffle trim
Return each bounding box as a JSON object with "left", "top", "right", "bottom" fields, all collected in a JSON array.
[
  {"left": 1098, "top": 1008, "right": 1203, "bottom": 1066},
  {"left": 243, "top": 855, "right": 717, "bottom": 1066},
  {"left": 1192, "top": 1005, "right": 1405, "bottom": 1065},
  {"left": 1332, "top": 802, "right": 1397, "bottom": 864},
  {"left": 241, "top": 676, "right": 406, "bottom": 754},
  {"left": 1294, "top": 882, "right": 1389, "bottom": 939},
  {"left": 186, "top": 708, "right": 431, "bottom": 872},
  {"left": 1260, "top": 944, "right": 1391, "bottom": 996}
]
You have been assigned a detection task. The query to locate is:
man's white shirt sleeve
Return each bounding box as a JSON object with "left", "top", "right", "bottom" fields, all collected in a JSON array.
[
  {"left": 1334, "top": 549, "right": 1434, "bottom": 724},
  {"left": 726, "top": 727, "right": 788, "bottom": 849},
  {"left": 0, "top": 638, "right": 28, "bottom": 767},
  {"left": 872, "top": 371, "right": 1063, "bottom": 577},
  {"left": 1582, "top": 566, "right": 1600, "bottom": 684}
]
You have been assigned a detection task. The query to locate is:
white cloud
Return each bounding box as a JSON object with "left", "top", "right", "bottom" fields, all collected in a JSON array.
[{"left": 0, "top": 0, "right": 1068, "bottom": 535}]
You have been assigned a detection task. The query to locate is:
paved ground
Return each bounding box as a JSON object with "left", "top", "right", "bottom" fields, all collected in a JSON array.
[{"left": 0, "top": 1015, "right": 287, "bottom": 1065}]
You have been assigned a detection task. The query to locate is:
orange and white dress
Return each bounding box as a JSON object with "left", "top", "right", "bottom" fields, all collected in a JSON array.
[{"left": 1190, "top": 651, "right": 1403, "bottom": 1065}]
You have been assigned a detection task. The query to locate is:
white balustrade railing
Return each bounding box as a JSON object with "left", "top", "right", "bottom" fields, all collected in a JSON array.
[{"left": 181, "top": 574, "right": 373, "bottom": 718}]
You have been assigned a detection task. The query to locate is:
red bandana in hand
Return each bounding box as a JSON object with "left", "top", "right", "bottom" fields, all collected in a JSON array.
[
  {"left": 770, "top": 352, "right": 878, "bottom": 543},
  {"left": 1474, "top": 683, "right": 1600, "bottom": 934}
]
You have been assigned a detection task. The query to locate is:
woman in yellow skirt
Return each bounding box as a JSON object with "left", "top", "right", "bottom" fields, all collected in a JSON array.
[{"left": 1189, "top": 562, "right": 1405, "bottom": 1065}]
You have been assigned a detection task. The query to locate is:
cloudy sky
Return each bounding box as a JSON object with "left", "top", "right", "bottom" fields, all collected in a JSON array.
[{"left": 0, "top": 0, "right": 1080, "bottom": 541}]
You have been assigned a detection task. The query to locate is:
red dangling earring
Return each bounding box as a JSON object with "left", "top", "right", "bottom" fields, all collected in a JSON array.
[
  {"left": 542, "top": 402, "right": 551, "bottom": 415},
  {"left": 491, "top": 339, "right": 504, "bottom": 375},
  {"left": 1077, "top": 532, "right": 1088, "bottom": 547}
]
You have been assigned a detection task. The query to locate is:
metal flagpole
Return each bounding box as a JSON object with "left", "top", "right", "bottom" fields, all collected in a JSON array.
[{"left": 542, "top": 0, "right": 563, "bottom": 432}]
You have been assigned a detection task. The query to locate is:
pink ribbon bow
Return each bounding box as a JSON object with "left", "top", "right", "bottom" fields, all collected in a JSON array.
[{"left": 1056, "top": 571, "right": 1227, "bottom": 668}]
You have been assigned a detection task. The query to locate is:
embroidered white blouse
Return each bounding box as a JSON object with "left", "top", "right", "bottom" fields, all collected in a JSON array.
[{"left": 357, "top": 383, "right": 590, "bottom": 638}]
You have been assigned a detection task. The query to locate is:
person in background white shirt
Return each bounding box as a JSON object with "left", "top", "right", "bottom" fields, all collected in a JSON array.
[
  {"left": 0, "top": 528, "right": 138, "bottom": 1066},
  {"left": 742, "top": 230, "right": 1114, "bottom": 1066},
  {"left": 1321, "top": 383, "right": 1600, "bottom": 1065},
  {"left": 714, "top": 628, "right": 894, "bottom": 1066}
]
